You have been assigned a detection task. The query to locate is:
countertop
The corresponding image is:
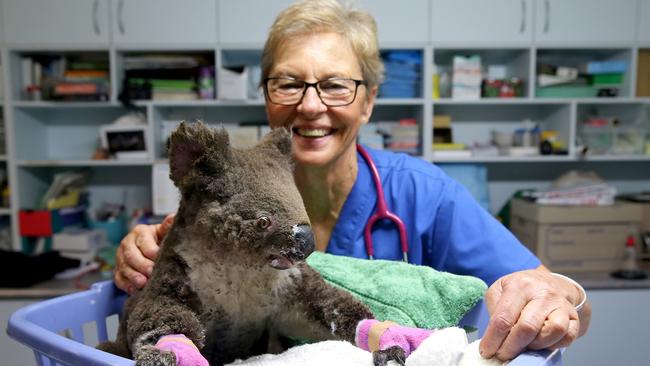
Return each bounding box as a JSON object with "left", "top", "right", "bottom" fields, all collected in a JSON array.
[
  {"left": 0, "top": 271, "right": 109, "bottom": 299},
  {"left": 564, "top": 270, "right": 650, "bottom": 290}
]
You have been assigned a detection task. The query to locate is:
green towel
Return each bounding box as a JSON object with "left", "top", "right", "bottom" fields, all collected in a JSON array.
[{"left": 307, "top": 252, "right": 487, "bottom": 329}]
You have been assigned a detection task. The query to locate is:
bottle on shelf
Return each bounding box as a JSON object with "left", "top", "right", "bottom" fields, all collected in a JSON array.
[{"left": 610, "top": 235, "right": 648, "bottom": 280}]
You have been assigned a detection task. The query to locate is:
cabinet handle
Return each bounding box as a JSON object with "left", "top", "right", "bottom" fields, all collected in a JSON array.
[
  {"left": 520, "top": 0, "right": 526, "bottom": 34},
  {"left": 118, "top": 0, "right": 125, "bottom": 35},
  {"left": 544, "top": 0, "right": 550, "bottom": 34},
  {"left": 92, "top": 0, "right": 100, "bottom": 35}
]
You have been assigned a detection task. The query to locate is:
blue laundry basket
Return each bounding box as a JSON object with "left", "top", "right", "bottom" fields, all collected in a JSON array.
[{"left": 7, "top": 280, "right": 562, "bottom": 366}]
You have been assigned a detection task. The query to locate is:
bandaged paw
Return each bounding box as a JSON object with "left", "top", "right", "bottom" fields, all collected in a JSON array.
[
  {"left": 155, "top": 334, "right": 209, "bottom": 366},
  {"left": 355, "top": 319, "right": 434, "bottom": 358}
]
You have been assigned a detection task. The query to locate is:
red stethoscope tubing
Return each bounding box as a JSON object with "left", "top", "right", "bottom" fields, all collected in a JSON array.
[{"left": 356, "top": 144, "right": 409, "bottom": 262}]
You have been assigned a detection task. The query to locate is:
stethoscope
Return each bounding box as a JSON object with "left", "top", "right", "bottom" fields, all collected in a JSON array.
[{"left": 356, "top": 144, "right": 409, "bottom": 262}]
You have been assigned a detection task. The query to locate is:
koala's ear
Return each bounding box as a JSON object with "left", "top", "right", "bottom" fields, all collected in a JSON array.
[
  {"left": 260, "top": 127, "right": 292, "bottom": 158},
  {"left": 169, "top": 121, "right": 231, "bottom": 185}
]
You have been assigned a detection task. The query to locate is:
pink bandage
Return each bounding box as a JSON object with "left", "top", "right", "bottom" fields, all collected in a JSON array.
[
  {"left": 355, "top": 319, "right": 434, "bottom": 357},
  {"left": 155, "top": 334, "right": 209, "bottom": 366}
]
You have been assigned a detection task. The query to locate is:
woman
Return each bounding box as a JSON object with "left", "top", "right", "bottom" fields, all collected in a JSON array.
[{"left": 115, "top": 0, "right": 591, "bottom": 361}]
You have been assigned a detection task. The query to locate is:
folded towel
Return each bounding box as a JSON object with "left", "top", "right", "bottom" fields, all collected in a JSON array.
[
  {"left": 306, "top": 252, "right": 487, "bottom": 329},
  {"left": 405, "top": 327, "right": 467, "bottom": 366},
  {"left": 229, "top": 340, "right": 371, "bottom": 366},
  {"left": 406, "top": 328, "right": 503, "bottom": 366},
  {"left": 228, "top": 328, "right": 504, "bottom": 366}
]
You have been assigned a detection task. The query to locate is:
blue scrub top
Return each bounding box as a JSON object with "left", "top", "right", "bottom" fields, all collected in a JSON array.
[{"left": 327, "top": 146, "right": 540, "bottom": 286}]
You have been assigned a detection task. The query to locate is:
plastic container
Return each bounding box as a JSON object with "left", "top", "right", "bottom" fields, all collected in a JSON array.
[
  {"left": 581, "top": 125, "right": 647, "bottom": 155},
  {"left": 89, "top": 217, "right": 127, "bottom": 246},
  {"left": 7, "top": 281, "right": 562, "bottom": 366}
]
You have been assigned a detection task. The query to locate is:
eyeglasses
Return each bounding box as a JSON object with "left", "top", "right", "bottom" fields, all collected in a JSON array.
[{"left": 263, "top": 77, "right": 366, "bottom": 107}]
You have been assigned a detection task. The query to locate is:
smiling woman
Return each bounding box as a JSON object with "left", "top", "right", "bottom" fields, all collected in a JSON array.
[
  {"left": 114, "top": 0, "right": 591, "bottom": 363},
  {"left": 263, "top": 31, "right": 376, "bottom": 175}
]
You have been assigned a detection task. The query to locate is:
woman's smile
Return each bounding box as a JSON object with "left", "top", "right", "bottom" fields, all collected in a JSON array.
[{"left": 293, "top": 127, "right": 336, "bottom": 138}]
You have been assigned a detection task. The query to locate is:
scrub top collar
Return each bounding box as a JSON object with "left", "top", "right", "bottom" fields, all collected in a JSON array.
[{"left": 327, "top": 145, "right": 376, "bottom": 257}]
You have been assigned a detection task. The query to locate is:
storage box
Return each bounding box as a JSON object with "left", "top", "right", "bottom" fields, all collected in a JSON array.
[
  {"left": 19, "top": 206, "right": 87, "bottom": 237},
  {"left": 217, "top": 66, "right": 248, "bottom": 100},
  {"left": 89, "top": 217, "right": 127, "bottom": 246},
  {"left": 510, "top": 198, "right": 641, "bottom": 272},
  {"left": 52, "top": 228, "right": 106, "bottom": 252}
]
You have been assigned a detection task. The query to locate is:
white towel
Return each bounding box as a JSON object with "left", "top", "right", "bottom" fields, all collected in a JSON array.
[{"left": 228, "top": 327, "right": 504, "bottom": 366}]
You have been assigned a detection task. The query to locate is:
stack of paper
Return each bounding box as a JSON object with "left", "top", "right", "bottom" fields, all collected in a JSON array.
[{"left": 532, "top": 171, "right": 617, "bottom": 206}]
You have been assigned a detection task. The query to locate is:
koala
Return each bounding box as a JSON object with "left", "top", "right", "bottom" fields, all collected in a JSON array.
[{"left": 99, "top": 122, "right": 406, "bottom": 366}]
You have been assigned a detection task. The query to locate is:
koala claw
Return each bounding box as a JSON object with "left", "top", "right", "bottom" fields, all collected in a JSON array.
[
  {"left": 372, "top": 346, "right": 406, "bottom": 366},
  {"left": 135, "top": 345, "right": 177, "bottom": 366}
]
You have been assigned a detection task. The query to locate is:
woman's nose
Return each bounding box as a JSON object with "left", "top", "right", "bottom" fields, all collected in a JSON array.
[{"left": 297, "top": 86, "right": 327, "bottom": 113}]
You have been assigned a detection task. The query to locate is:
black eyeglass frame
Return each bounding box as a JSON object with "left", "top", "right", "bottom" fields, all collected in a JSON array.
[{"left": 263, "top": 77, "right": 366, "bottom": 107}]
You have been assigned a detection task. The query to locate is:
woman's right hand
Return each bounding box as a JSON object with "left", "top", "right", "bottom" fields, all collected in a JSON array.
[{"left": 114, "top": 213, "right": 175, "bottom": 294}]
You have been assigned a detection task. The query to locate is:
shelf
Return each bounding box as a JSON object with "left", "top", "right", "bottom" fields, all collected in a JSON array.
[
  {"left": 11, "top": 97, "right": 647, "bottom": 109},
  {"left": 376, "top": 98, "right": 425, "bottom": 105},
  {"left": 433, "top": 98, "right": 566, "bottom": 105},
  {"left": 432, "top": 154, "right": 650, "bottom": 163},
  {"left": 0, "top": 208, "right": 11, "bottom": 216},
  {"left": 133, "top": 99, "right": 265, "bottom": 107},
  {"left": 572, "top": 97, "right": 650, "bottom": 104},
  {"left": 12, "top": 101, "right": 119, "bottom": 108},
  {"left": 577, "top": 155, "right": 650, "bottom": 162},
  {"left": 433, "top": 97, "right": 650, "bottom": 105},
  {"left": 137, "top": 98, "right": 431, "bottom": 107},
  {"left": 17, "top": 159, "right": 153, "bottom": 167},
  {"left": 0, "top": 155, "right": 7, "bottom": 161},
  {"left": 432, "top": 155, "right": 574, "bottom": 163}
]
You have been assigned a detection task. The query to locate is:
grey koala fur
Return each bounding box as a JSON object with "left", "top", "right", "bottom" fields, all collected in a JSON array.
[{"left": 98, "top": 121, "right": 398, "bottom": 366}]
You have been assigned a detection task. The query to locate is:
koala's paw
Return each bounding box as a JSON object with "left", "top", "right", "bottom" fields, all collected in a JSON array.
[
  {"left": 372, "top": 346, "right": 406, "bottom": 366},
  {"left": 135, "top": 344, "right": 177, "bottom": 366}
]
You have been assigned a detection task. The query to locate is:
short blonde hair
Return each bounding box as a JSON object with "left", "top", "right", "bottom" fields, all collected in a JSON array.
[{"left": 261, "top": 0, "right": 385, "bottom": 90}]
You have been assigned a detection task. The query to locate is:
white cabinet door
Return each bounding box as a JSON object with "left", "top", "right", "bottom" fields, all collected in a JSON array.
[
  {"left": 2, "top": 0, "right": 109, "bottom": 45},
  {"left": 218, "top": 0, "right": 428, "bottom": 46},
  {"left": 639, "top": 0, "right": 650, "bottom": 44},
  {"left": 0, "top": 4, "right": 4, "bottom": 44},
  {"left": 358, "top": 0, "right": 429, "bottom": 45},
  {"left": 112, "top": 0, "right": 217, "bottom": 45},
  {"left": 218, "top": 0, "right": 294, "bottom": 44},
  {"left": 430, "top": 0, "right": 533, "bottom": 45},
  {"left": 535, "top": 0, "right": 637, "bottom": 45}
]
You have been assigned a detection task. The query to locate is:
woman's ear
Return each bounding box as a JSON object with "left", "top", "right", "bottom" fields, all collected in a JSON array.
[{"left": 360, "top": 85, "right": 378, "bottom": 124}]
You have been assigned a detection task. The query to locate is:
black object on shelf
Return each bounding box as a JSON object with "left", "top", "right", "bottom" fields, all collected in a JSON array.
[{"left": 0, "top": 250, "right": 80, "bottom": 288}]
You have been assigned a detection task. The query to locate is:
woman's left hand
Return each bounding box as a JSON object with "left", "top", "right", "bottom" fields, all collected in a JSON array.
[{"left": 479, "top": 266, "right": 591, "bottom": 361}]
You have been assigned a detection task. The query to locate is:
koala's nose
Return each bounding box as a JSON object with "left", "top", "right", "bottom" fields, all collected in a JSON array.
[{"left": 292, "top": 224, "right": 315, "bottom": 256}]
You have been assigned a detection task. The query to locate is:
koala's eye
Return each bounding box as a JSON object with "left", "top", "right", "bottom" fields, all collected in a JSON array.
[{"left": 256, "top": 216, "right": 272, "bottom": 230}]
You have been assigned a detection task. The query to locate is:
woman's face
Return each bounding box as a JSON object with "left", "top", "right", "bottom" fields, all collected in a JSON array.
[{"left": 265, "top": 32, "right": 376, "bottom": 168}]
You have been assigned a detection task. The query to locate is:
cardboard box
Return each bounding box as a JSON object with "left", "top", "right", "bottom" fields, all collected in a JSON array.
[
  {"left": 633, "top": 201, "right": 650, "bottom": 233},
  {"left": 510, "top": 198, "right": 641, "bottom": 272}
]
